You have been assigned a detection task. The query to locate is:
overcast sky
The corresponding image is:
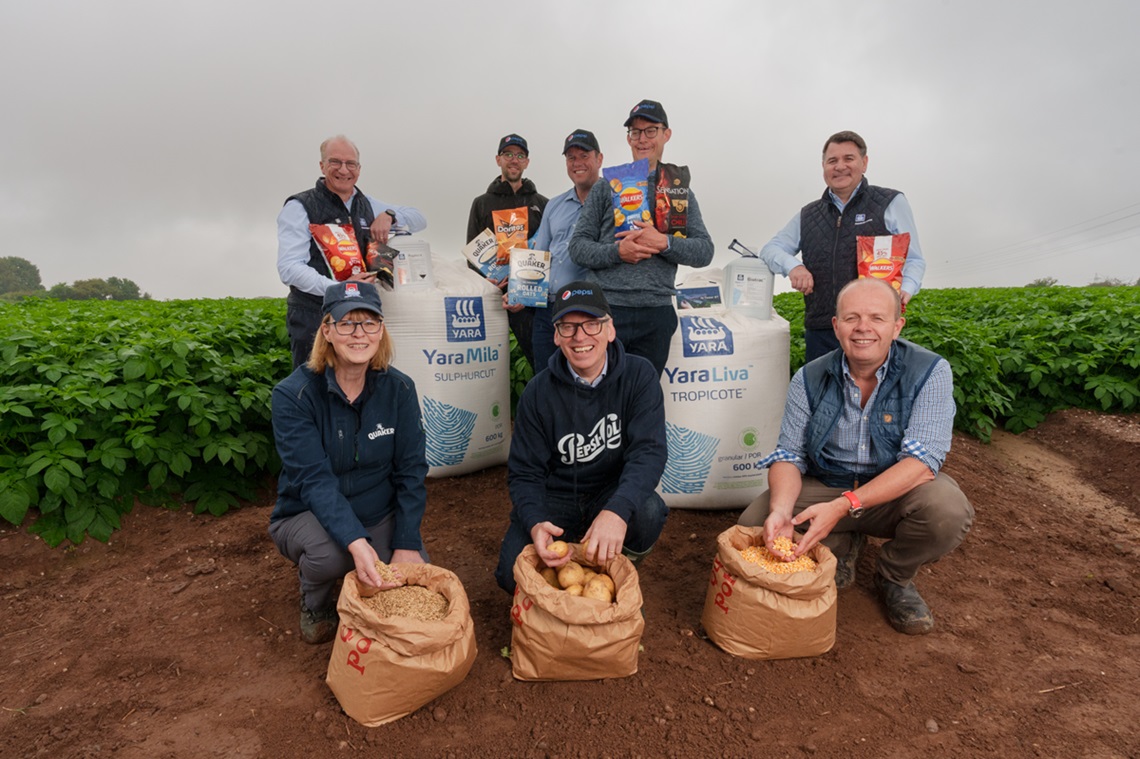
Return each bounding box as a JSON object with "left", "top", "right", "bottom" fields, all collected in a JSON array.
[{"left": 2, "top": 0, "right": 1137, "bottom": 300}]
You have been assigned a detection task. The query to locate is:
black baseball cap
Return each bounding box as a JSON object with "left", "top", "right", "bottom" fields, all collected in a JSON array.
[
  {"left": 623, "top": 99, "right": 668, "bottom": 128},
  {"left": 322, "top": 280, "right": 384, "bottom": 321},
  {"left": 551, "top": 281, "right": 611, "bottom": 322},
  {"left": 497, "top": 134, "right": 529, "bottom": 156},
  {"left": 562, "top": 129, "right": 600, "bottom": 154}
]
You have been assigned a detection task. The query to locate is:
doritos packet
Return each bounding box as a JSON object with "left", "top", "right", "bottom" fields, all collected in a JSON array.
[
  {"left": 655, "top": 163, "right": 691, "bottom": 237},
  {"left": 462, "top": 229, "right": 509, "bottom": 281},
  {"left": 857, "top": 233, "right": 910, "bottom": 293},
  {"left": 310, "top": 224, "right": 366, "bottom": 281},
  {"left": 603, "top": 158, "right": 650, "bottom": 233},
  {"left": 492, "top": 207, "right": 528, "bottom": 265}
]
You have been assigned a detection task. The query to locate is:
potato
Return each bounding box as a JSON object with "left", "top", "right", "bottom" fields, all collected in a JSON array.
[
  {"left": 595, "top": 573, "right": 616, "bottom": 596},
  {"left": 564, "top": 584, "right": 583, "bottom": 596},
  {"left": 583, "top": 577, "right": 613, "bottom": 603},
  {"left": 540, "top": 567, "right": 560, "bottom": 589},
  {"left": 556, "top": 561, "right": 585, "bottom": 589},
  {"left": 547, "top": 540, "right": 570, "bottom": 558},
  {"left": 581, "top": 569, "right": 598, "bottom": 586}
]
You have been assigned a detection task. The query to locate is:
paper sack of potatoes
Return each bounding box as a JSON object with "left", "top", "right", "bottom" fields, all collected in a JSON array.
[
  {"left": 509, "top": 542, "right": 644, "bottom": 681},
  {"left": 326, "top": 563, "right": 477, "bottom": 726}
]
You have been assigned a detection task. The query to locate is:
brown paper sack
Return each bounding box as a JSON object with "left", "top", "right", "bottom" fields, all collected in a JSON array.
[
  {"left": 326, "top": 564, "right": 477, "bottom": 726},
  {"left": 701, "top": 525, "right": 837, "bottom": 660},
  {"left": 509, "top": 543, "right": 644, "bottom": 681}
]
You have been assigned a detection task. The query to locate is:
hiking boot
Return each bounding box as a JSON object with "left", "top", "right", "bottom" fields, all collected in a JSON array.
[
  {"left": 832, "top": 533, "right": 865, "bottom": 590},
  {"left": 299, "top": 600, "right": 339, "bottom": 645},
  {"left": 873, "top": 574, "right": 935, "bottom": 635}
]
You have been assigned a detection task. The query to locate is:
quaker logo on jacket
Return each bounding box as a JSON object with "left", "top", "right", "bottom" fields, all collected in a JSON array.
[
  {"left": 367, "top": 421, "right": 395, "bottom": 440},
  {"left": 680, "top": 316, "right": 734, "bottom": 358},
  {"left": 557, "top": 413, "right": 621, "bottom": 464},
  {"left": 444, "top": 297, "right": 485, "bottom": 342}
]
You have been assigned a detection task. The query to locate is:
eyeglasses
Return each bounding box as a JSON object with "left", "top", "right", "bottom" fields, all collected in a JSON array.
[
  {"left": 627, "top": 126, "right": 664, "bottom": 140},
  {"left": 325, "top": 159, "right": 361, "bottom": 170},
  {"left": 499, "top": 152, "right": 528, "bottom": 161},
  {"left": 554, "top": 318, "right": 609, "bottom": 338},
  {"left": 331, "top": 318, "right": 383, "bottom": 335}
]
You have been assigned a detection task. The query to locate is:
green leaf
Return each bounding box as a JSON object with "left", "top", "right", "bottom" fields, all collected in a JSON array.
[
  {"left": 0, "top": 486, "right": 31, "bottom": 525},
  {"left": 43, "top": 465, "right": 71, "bottom": 495}
]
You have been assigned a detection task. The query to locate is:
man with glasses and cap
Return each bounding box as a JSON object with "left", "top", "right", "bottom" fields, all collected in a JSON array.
[
  {"left": 493, "top": 281, "right": 669, "bottom": 594},
  {"left": 530, "top": 129, "right": 604, "bottom": 371},
  {"left": 466, "top": 133, "right": 549, "bottom": 371},
  {"left": 277, "top": 134, "right": 427, "bottom": 368},
  {"left": 569, "top": 99, "right": 714, "bottom": 377}
]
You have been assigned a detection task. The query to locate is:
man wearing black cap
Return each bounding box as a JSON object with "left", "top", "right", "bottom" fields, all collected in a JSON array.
[
  {"left": 530, "top": 129, "right": 605, "bottom": 371},
  {"left": 569, "top": 100, "right": 714, "bottom": 376},
  {"left": 466, "top": 134, "right": 549, "bottom": 370},
  {"left": 493, "top": 281, "right": 669, "bottom": 594}
]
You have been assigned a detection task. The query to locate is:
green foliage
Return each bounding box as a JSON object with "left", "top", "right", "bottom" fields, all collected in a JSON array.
[
  {"left": 0, "top": 256, "right": 44, "bottom": 295},
  {"left": 1025, "top": 277, "right": 1058, "bottom": 288},
  {"left": 508, "top": 331, "right": 534, "bottom": 417},
  {"left": 773, "top": 287, "right": 1140, "bottom": 442},
  {"left": 0, "top": 298, "right": 289, "bottom": 545},
  {"left": 47, "top": 276, "right": 150, "bottom": 301}
]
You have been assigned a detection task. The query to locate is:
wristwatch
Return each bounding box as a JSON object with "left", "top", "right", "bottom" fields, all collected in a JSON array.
[
  {"left": 841, "top": 490, "right": 864, "bottom": 519},
  {"left": 383, "top": 209, "right": 398, "bottom": 224}
]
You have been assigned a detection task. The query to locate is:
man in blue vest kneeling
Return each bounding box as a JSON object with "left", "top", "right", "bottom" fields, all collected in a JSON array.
[{"left": 739, "top": 278, "right": 973, "bottom": 634}]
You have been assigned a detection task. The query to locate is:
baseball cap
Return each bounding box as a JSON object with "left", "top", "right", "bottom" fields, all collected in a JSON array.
[
  {"left": 623, "top": 99, "right": 668, "bottom": 128},
  {"left": 562, "top": 129, "right": 600, "bottom": 154},
  {"left": 497, "top": 134, "right": 529, "bottom": 156},
  {"left": 322, "top": 280, "right": 384, "bottom": 322},
  {"left": 551, "top": 281, "right": 611, "bottom": 322}
]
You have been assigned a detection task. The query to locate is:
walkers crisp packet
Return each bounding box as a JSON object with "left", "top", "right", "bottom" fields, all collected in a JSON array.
[
  {"left": 603, "top": 159, "right": 650, "bottom": 233},
  {"left": 856, "top": 234, "right": 910, "bottom": 293},
  {"left": 310, "top": 224, "right": 366, "bottom": 281},
  {"left": 507, "top": 248, "right": 551, "bottom": 308},
  {"left": 492, "top": 207, "right": 528, "bottom": 265}
]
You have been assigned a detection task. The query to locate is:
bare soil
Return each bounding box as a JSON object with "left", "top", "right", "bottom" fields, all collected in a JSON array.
[{"left": 3, "top": 409, "right": 1138, "bottom": 759}]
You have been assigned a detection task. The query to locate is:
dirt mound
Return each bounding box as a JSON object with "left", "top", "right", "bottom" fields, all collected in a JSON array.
[{"left": 2, "top": 410, "right": 1138, "bottom": 758}]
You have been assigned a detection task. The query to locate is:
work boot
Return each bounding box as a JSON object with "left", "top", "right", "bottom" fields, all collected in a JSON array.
[
  {"left": 622, "top": 544, "right": 653, "bottom": 568},
  {"left": 299, "top": 600, "right": 339, "bottom": 645},
  {"left": 832, "top": 533, "right": 865, "bottom": 590},
  {"left": 873, "top": 574, "right": 935, "bottom": 635}
]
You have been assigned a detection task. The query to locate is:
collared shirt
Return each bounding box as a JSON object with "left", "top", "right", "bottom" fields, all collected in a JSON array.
[
  {"left": 567, "top": 354, "right": 609, "bottom": 388},
  {"left": 530, "top": 185, "right": 591, "bottom": 295},
  {"left": 759, "top": 183, "right": 926, "bottom": 297},
  {"left": 758, "top": 346, "right": 954, "bottom": 476},
  {"left": 277, "top": 190, "right": 427, "bottom": 297}
]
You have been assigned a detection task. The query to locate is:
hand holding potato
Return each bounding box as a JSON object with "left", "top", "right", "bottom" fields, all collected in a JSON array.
[
  {"left": 582, "top": 509, "right": 628, "bottom": 566},
  {"left": 531, "top": 522, "right": 573, "bottom": 568}
]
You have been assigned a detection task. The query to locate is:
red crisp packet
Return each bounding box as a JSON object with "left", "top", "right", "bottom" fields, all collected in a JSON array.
[
  {"left": 309, "top": 224, "right": 366, "bottom": 281},
  {"left": 857, "top": 234, "right": 910, "bottom": 294},
  {"left": 654, "top": 163, "right": 690, "bottom": 237}
]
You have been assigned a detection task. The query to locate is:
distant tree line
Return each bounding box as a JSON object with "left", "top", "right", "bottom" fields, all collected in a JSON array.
[
  {"left": 0, "top": 256, "right": 150, "bottom": 302},
  {"left": 1026, "top": 275, "right": 1139, "bottom": 287}
]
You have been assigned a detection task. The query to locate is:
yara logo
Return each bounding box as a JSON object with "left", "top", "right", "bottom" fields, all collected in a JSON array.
[
  {"left": 557, "top": 413, "right": 621, "bottom": 464},
  {"left": 445, "top": 297, "right": 485, "bottom": 342},
  {"left": 681, "top": 316, "right": 734, "bottom": 358}
]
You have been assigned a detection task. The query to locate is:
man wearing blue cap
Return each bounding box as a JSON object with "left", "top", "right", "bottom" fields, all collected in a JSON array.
[
  {"left": 466, "top": 134, "right": 549, "bottom": 370},
  {"left": 494, "top": 281, "right": 669, "bottom": 594},
  {"left": 569, "top": 100, "right": 714, "bottom": 376},
  {"left": 530, "top": 129, "right": 605, "bottom": 371}
]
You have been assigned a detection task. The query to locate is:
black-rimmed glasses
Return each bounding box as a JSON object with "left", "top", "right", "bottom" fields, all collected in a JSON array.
[
  {"left": 554, "top": 318, "right": 609, "bottom": 338},
  {"left": 332, "top": 319, "right": 383, "bottom": 335},
  {"left": 627, "top": 126, "right": 664, "bottom": 140}
]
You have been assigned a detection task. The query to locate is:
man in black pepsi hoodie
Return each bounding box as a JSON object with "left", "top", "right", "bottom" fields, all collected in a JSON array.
[{"left": 494, "top": 282, "right": 668, "bottom": 594}]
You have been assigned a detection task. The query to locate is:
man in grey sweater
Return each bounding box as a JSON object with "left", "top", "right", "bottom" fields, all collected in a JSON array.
[{"left": 569, "top": 99, "right": 714, "bottom": 376}]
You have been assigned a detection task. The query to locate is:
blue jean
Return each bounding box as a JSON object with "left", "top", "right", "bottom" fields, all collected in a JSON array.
[
  {"left": 805, "top": 328, "right": 841, "bottom": 363},
  {"left": 610, "top": 304, "right": 678, "bottom": 377},
  {"left": 494, "top": 489, "right": 669, "bottom": 593}
]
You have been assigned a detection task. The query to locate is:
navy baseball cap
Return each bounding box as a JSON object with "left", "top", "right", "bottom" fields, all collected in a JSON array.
[
  {"left": 497, "top": 134, "right": 529, "bottom": 156},
  {"left": 322, "top": 280, "right": 383, "bottom": 321},
  {"left": 562, "top": 129, "right": 600, "bottom": 154},
  {"left": 623, "top": 99, "right": 668, "bottom": 128},
  {"left": 551, "top": 281, "right": 611, "bottom": 322}
]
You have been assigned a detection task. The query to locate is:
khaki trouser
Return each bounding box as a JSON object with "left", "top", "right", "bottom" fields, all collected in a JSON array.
[{"left": 738, "top": 472, "right": 974, "bottom": 586}]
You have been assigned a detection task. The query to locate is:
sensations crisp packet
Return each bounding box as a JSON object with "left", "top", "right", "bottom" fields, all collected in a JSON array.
[{"left": 603, "top": 158, "right": 650, "bottom": 233}]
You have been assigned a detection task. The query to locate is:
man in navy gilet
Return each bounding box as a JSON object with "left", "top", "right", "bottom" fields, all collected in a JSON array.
[
  {"left": 277, "top": 135, "right": 427, "bottom": 368},
  {"left": 739, "top": 278, "right": 973, "bottom": 635},
  {"left": 759, "top": 131, "right": 927, "bottom": 362}
]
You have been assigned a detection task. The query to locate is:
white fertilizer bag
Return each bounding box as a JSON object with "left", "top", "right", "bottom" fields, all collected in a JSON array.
[
  {"left": 379, "top": 248, "right": 511, "bottom": 476},
  {"left": 658, "top": 269, "right": 790, "bottom": 509}
]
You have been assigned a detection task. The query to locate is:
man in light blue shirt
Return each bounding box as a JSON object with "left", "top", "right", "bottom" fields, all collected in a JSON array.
[
  {"left": 531, "top": 129, "right": 604, "bottom": 371},
  {"left": 739, "top": 278, "right": 973, "bottom": 635},
  {"left": 759, "top": 131, "right": 926, "bottom": 362},
  {"left": 277, "top": 135, "right": 427, "bottom": 368}
]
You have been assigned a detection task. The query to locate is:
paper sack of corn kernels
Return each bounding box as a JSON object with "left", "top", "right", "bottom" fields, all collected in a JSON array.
[
  {"left": 701, "top": 525, "right": 837, "bottom": 660},
  {"left": 326, "top": 564, "right": 477, "bottom": 726}
]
